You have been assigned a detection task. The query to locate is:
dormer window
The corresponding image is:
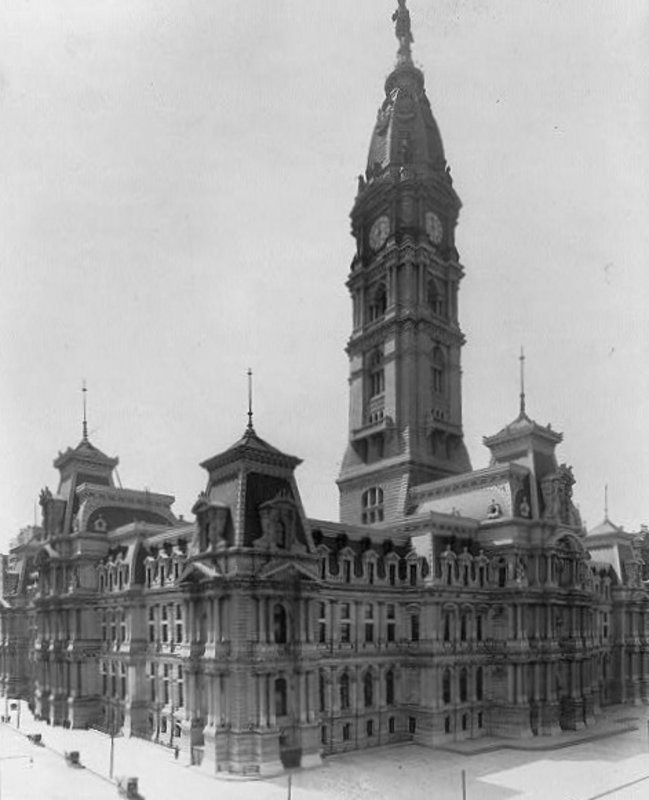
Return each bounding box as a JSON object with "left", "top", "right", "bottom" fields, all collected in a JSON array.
[
  {"left": 362, "top": 487, "right": 384, "bottom": 524},
  {"left": 276, "top": 520, "right": 287, "bottom": 549}
]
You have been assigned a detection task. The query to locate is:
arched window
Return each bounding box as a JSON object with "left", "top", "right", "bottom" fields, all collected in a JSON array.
[
  {"left": 368, "top": 349, "right": 385, "bottom": 398},
  {"left": 273, "top": 604, "right": 287, "bottom": 644},
  {"left": 275, "top": 677, "right": 287, "bottom": 717},
  {"left": 361, "top": 487, "right": 384, "bottom": 524},
  {"left": 476, "top": 667, "right": 483, "bottom": 701},
  {"left": 427, "top": 278, "right": 444, "bottom": 316},
  {"left": 431, "top": 346, "right": 445, "bottom": 395},
  {"left": 363, "top": 671, "right": 373, "bottom": 708},
  {"left": 442, "top": 668, "right": 452, "bottom": 704},
  {"left": 386, "top": 670, "right": 395, "bottom": 706},
  {"left": 368, "top": 283, "right": 387, "bottom": 322},
  {"left": 460, "top": 612, "right": 467, "bottom": 642},
  {"left": 340, "top": 672, "right": 350, "bottom": 710},
  {"left": 459, "top": 668, "right": 468, "bottom": 702}
]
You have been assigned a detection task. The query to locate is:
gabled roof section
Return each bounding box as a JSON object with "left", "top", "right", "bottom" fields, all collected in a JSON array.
[
  {"left": 588, "top": 516, "right": 624, "bottom": 538},
  {"left": 484, "top": 409, "right": 562, "bottom": 451},
  {"left": 54, "top": 436, "right": 119, "bottom": 472},
  {"left": 200, "top": 426, "right": 301, "bottom": 473}
]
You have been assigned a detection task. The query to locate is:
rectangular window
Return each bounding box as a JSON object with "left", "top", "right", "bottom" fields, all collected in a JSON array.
[
  {"left": 177, "top": 665, "right": 184, "bottom": 708},
  {"left": 368, "top": 562, "right": 375, "bottom": 585},
  {"left": 369, "top": 369, "right": 385, "bottom": 398},
  {"left": 175, "top": 604, "right": 183, "bottom": 644},
  {"left": 321, "top": 725, "right": 328, "bottom": 745},
  {"left": 388, "top": 716, "right": 395, "bottom": 734},
  {"left": 389, "top": 564, "right": 396, "bottom": 586},
  {"left": 148, "top": 607, "right": 155, "bottom": 643},
  {"left": 342, "top": 723, "right": 351, "bottom": 741},
  {"left": 340, "top": 604, "right": 351, "bottom": 644},
  {"left": 344, "top": 561, "right": 352, "bottom": 583},
  {"left": 386, "top": 604, "right": 396, "bottom": 643},
  {"left": 409, "top": 564, "right": 417, "bottom": 586},
  {"left": 110, "top": 611, "right": 116, "bottom": 642},
  {"left": 110, "top": 663, "right": 116, "bottom": 696},
  {"left": 476, "top": 614, "right": 483, "bottom": 642},
  {"left": 366, "top": 719, "right": 374, "bottom": 737},
  {"left": 364, "top": 604, "right": 374, "bottom": 643},
  {"left": 101, "top": 610, "right": 107, "bottom": 642},
  {"left": 318, "top": 603, "right": 327, "bottom": 644},
  {"left": 410, "top": 614, "right": 420, "bottom": 642},
  {"left": 120, "top": 663, "right": 127, "bottom": 699},
  {"left": 149, "top": 663, "right": 156, "bottom": 702},
  {"left": 162, "top": 606, "right": 168, "bottom": 643},
  {"left": 163, "top": 664, "right": 170, "bottom": 705},
  {"left": 120, "top": 612, "right": 126, "bottom": 644},
  {"left": 409, "top": 716, "right": 416, "bottom": 734}
]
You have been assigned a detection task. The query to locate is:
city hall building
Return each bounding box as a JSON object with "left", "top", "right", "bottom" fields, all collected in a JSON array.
[{"left": 1, "top": 2, "right": 648, "bottom": 777}]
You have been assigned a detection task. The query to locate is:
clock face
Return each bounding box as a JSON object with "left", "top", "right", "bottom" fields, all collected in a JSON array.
[
  {"left": 425, "top": 211, "right": 444, "bottom": 245},
  {"left": 369, "top": 215, "right": 390, "bottom": 251}
]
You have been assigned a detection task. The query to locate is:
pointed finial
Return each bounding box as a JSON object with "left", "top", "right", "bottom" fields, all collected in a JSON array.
[
  {"left": 604, "top": 484, "right": 609, "bottom": 520},
  {"left": 392, "top": 0, "right": 414, "bottom": 65},
  {"left": 82, "top": 380, "right": 88, "bottom": 442},
  {"left": 246, "top": 368, "right": 255, "bottom": 433},
  {"left": 519, "top": 347, "right": 526, "bottom": 417}
]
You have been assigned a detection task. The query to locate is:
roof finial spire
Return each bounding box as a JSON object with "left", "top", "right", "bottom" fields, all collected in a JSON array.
[
  {"left": 519, "top": 347, "right": 527, "bottom": 417},
  {"left": 246, "top": 368, "right": 255, "bottom": 434},
  {"left": 392, "top": 0, "right": 414, "bottom": 65},
  {"left": 82, "top": 380, "right": 89, "bottom": 442},
  {"left": 604, "top": 483, "right": 609, "bottom": 520}
]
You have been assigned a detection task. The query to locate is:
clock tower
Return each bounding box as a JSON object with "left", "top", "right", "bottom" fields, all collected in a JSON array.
[{"left": 338, "top": 1, "right": 471, "bottom": 526}]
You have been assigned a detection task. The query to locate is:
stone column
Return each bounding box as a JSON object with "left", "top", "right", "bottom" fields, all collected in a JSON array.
[
  {"left": 258, "top": 674, "right": 267, "bottom": 727},
  {"left": 298, "top": 671, "right": 307, "bottom": 723},
  {"left": 268, "top": 675, "right": 277, "bottom": 728}
]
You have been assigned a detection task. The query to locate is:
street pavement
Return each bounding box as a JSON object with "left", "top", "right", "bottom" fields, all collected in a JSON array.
[{"left": 2, "top": 702, "right": 649, "bottom": 799}]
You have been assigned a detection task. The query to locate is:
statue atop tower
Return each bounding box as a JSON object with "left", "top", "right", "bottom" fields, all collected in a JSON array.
[{"left": 392, "top": 0, "right": 414, "bottom": 64}]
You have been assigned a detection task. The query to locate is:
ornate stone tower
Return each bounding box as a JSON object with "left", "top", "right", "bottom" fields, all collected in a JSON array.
[{"left": 338, "top": 1, "right": 471, "bottom": 526}]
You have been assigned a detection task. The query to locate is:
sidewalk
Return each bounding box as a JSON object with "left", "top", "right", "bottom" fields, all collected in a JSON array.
[
  {"left": 4, "top": 703, "right": 289, "bottom": 800},
  {"left": 437, "top": 706, "right": 642, "bottom": 756}
]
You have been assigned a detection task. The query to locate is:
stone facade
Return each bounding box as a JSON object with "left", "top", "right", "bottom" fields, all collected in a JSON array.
[{"left": 2, "top": 0, "right": 649, "bottom": 779}]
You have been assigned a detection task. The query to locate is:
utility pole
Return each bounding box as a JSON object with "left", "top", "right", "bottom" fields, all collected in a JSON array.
[{"left": 109, "top": 725, "right": 115, "bottom": 779}]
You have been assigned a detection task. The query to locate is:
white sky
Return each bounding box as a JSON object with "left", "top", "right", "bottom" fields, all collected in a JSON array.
[{"left": 0, "top": 0, "right": 648, "bottom": 552}]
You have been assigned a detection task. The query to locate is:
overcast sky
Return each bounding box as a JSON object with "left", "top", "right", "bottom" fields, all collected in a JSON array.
[{"left": 0, "top": 0, "right": 648, "bottom": 552}]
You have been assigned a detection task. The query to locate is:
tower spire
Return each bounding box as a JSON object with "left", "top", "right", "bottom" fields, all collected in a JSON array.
[
  {"left": 604, "top": 483, "right": 609, "bottom": 521},
  {"left": 82, "top": 380, "right": 88, "bottom": 442},
  {"left": 519, "top": 347, "right": 527, "bottom": 418},
  {"left": 246, "top": 368, "right": 255, "bottom": 434},
  {"left": 392, "top": 0, "right": 414, "bottom": 65}
]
